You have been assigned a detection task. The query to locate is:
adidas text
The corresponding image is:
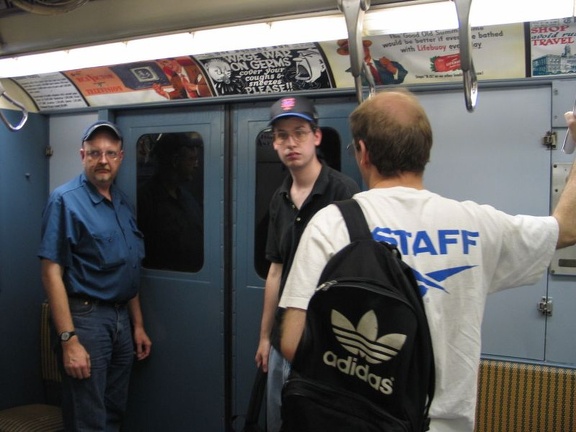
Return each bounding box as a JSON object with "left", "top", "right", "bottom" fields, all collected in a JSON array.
[{"left": 323, "top": 351, "right": 394, "bottom": 395}]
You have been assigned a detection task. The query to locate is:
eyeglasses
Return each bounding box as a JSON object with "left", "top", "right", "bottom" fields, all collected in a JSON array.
[
  {"left": 346, "top": 142, "right": 356, "bottom": 156},
  {"left": 273, "top": 129, "right": 313, "bottom": 144},
  {"left": 85, "top": 150, "right": 120, "bottom": 161}
]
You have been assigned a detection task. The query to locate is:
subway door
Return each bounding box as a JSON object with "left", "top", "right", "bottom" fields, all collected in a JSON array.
[
  {"left": 419, "top": 85, "right": 551, "bottom": 360},
  {"left": 114, "top": 106, "right": 226, "bottom": 431},
  {"left": 231, "top": 97, "right": 360, "bottom": 428}
]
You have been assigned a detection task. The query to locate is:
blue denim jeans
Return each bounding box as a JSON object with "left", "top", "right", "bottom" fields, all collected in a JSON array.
[
  {"left": 58, "top": 297, "right": 134, "bottom": 432},
  {"left": 266, "top": 346, "right": 291, "bottom": 432}
]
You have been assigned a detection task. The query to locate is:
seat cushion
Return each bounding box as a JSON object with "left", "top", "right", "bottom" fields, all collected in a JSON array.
[
  {"left": 476, "top": 360, "right": 576, "bottom": 432},
  {"left": 0, "top": 404, "right": 63, "bottom": 432}
]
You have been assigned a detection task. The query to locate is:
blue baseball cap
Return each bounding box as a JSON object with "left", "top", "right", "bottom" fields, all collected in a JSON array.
[
  {"left": 269, "top": 96, "right": 318, "bottom": 126},
  {"left": 82, "top": 120, "right": 123, "bottom": 142}
]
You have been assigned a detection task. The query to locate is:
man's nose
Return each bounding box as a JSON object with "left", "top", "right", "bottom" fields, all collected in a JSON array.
[{"left": 286, "top": 134, "right": 299, "bottom": 146}]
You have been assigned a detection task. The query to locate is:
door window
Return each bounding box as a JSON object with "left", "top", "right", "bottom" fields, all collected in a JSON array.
[{"left": 136, "top": 132, "right": 204, "bottom": 272}]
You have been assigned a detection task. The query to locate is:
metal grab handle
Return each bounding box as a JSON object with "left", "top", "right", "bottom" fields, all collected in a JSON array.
[
  {"left": 453, "top": 0, "right": 478, "bottom": 112},
  {"left": 338, "top": 0, "right": 375, "bottom": 104},
  {"left": 0, "top": 82, "right": 29, "bottom": 131}
]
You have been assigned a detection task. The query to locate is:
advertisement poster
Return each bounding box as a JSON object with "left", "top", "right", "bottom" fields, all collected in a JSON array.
[
  {"left": 194, "top": 43, "right": 335, "bottom": 95},
  {"left": 63, "top": 57, "right": 214, "bottom": 105},
  {"left": 12, "top": 45, "right": 337, "bottom": 109},
  {"left": 322, "top": 23, "right": 526, "bottom": 87},
  {"left": 10, "top": 26, "right": 528, "bottom": 111},
  {"left": 12, "top": 73, "right": 88, "bottom": 110},
  {"left": 531, "top": 18, "right": 576, "bottom": 76}
]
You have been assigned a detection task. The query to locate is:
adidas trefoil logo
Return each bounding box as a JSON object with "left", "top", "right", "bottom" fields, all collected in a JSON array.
[{"left": 331, "top": 309, "right": 407, "bottom": 364}]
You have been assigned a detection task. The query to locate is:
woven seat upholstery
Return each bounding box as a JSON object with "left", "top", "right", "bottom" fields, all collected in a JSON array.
[
  {"left": 0, "top": 405, "right": 63, "bottom": 432},
  {"left": 475, "top": 359, "right": 576, "bottom": 432},
  {"left": 0, "top": 302, "right": 63, "bottom": 432}
]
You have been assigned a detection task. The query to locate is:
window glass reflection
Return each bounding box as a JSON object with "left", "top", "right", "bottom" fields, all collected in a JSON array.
[{"left": 137, "top": 132, "right": 204, "bottom": 272}]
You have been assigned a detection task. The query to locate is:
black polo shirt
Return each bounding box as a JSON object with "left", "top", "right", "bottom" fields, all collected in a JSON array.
[{"left": 265, "top": 163, "right": 360, "bottom": 349}]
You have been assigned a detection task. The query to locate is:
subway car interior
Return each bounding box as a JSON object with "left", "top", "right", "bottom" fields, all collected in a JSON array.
[{"left": 1, "top": 0, "right": 576, "bottom": 430}]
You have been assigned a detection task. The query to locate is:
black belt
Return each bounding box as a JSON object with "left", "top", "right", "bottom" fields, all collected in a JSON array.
[{"left": 68, "top": 294, "right": 127, "bottom": 308}]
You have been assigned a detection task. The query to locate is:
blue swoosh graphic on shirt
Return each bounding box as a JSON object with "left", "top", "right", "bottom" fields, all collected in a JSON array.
[{"left": 412, "top": 265, "right": 477, "bottom": 295}]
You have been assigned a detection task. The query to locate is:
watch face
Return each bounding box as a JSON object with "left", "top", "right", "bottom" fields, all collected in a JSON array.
[{"left": 61, "top": 331, "right": 73, "bottom": 341}]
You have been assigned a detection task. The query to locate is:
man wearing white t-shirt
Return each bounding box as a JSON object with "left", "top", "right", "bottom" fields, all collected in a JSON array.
[{"left": 279, "top": 90, "right": 576, "bottom": 432}]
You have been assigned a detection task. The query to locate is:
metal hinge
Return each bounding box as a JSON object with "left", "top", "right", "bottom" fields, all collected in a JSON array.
[
  {"left": 543, "top": 131, "right": 557, "bottom": 150},
  {"left": 537, "top": 296, "right": 553, "bottom": 316}
]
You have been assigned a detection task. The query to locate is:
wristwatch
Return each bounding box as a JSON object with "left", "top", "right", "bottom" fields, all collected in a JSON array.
[{"left": 59, "top": 330, "right": 76, "bottom": 342}]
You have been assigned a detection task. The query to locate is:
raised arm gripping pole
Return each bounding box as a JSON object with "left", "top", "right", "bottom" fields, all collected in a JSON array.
[
  {"left": 0, "top": 82, "right": 28, "bottom": 131},
  {"left": 338, "top": 0, "right": 376, "bottom": 104},
  {"left": 453, "top": 0, "right": 478, "bottom": 112}
]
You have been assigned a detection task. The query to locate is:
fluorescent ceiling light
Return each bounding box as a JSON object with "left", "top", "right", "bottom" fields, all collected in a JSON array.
[
  {"left": 190, "top": 23, "right": 271, "bottom": 54},
  {"left": 364, "top": 0, "right": 576, "bottom": 35},
  {"left": 269, "top": 16, "right": 347, "bottom": 44},
  {"left": 470, "top": 0, "right": 575, "bottom": 26},
  {"left": 0, "top": 15, "right": 347, "bottom": 78},
  {"left": 364, "top": 2, "right": 458, "bottom": 35},
  {"left": 126, "top": 33, "right": 194, "bottom": 60}
]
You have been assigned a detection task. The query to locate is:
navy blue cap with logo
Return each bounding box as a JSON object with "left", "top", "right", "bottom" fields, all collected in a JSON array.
[
  {"left": 82, "top": 120, "right": 123, "bottom": 143},
  {"left": 269, "top": 96, "right": 319, "bottom": 126}
]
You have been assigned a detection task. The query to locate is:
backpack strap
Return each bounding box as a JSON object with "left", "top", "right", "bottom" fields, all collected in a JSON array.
[{"left": 334, "top": 199, "right": 371, "bottom": 242}]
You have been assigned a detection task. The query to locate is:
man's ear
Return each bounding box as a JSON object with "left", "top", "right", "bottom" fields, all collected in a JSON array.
[
  {"left": 358, "top": 139, "right": 371, "bottom": 166},
  {"left": 313, "top": 128, "right": 322, "bottom": 146}
]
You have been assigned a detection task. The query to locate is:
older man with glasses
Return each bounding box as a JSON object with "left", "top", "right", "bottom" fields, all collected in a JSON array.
[{"left": 38, "top": 120, "right": 152, "bottom": 431}]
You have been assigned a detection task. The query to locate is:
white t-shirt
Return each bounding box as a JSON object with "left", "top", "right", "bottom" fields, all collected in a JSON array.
[{"left": 279, "top": 187, "right": 559, "bottom": 432}]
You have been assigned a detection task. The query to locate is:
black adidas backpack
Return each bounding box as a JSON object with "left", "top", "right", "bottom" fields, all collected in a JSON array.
[{"left": 281, "top": 199, "right": 435, "bottom": 432}]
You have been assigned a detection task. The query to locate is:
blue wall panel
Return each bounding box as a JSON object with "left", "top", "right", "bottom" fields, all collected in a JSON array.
[{"left": 0, "top": 111, "right": 49, "bottom": 409}]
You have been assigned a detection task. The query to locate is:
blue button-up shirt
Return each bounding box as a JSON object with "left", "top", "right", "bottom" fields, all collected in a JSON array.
[{"left": 38, "top": 173, "right": 144, "bottom": 303}]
